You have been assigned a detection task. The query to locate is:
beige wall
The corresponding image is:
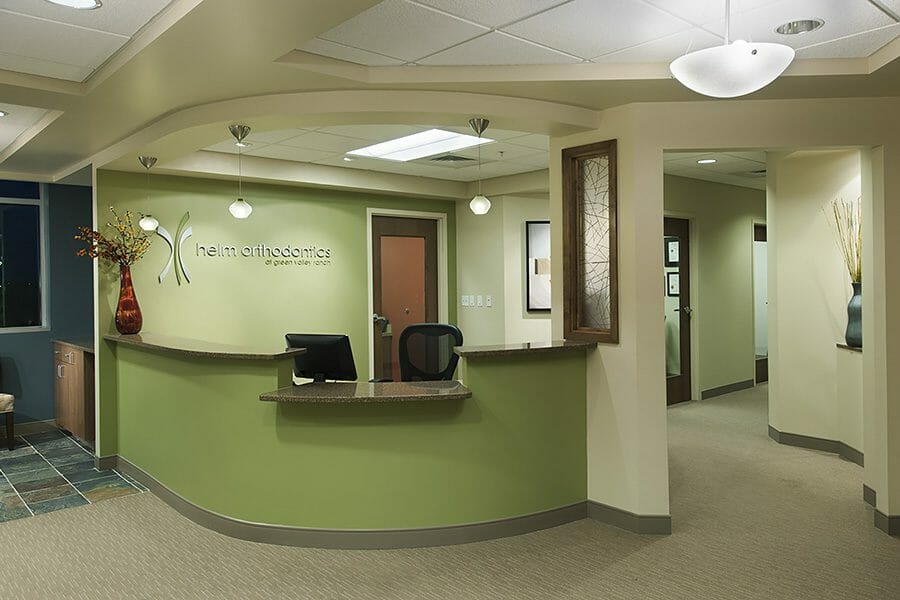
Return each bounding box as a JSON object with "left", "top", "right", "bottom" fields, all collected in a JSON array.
[
  {"left": 550, "top": 97, "right": 899, "bottom": 521},
  {"left": 664, "top": 175, "right": 766, "bottom": 396},
  {"left": 768, "top": 150, "right": 863, "bottom": 451},
  {"left": 503, "top": 196, "right": 552, "bottom": 344},
  {"left": 456, "top": 195, "right": 552, "bottom": 347}
]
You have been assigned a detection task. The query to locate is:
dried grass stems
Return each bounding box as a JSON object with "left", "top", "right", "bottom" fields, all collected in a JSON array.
[
  {"left": 825, "top": 197, "right": 862, "bottom": 283},
  {"left": 75, "top": 207, "right": 151, "bottom": 266}
]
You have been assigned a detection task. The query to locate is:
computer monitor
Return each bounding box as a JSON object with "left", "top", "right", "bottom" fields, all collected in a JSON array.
[{"left": 285, "top": 334, "right": 357, "bottom": 383}]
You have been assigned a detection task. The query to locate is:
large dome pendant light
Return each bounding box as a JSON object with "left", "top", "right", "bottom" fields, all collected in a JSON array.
[
  {"left": 669, "top": 0, "right": 794, "bottom": 98},
  {"left": 228, "top": 124, "right": 253, "bottom": 219},
  {"left": 137, "top": 156, "right": 159, "bottom": 232},
  {"left": 468, "top": 117, "right": 491, "bottom": 215}
]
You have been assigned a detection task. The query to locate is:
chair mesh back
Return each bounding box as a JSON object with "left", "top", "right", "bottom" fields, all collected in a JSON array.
[{"left": 399, "top": 324, "right": 463, "bottom": 381}]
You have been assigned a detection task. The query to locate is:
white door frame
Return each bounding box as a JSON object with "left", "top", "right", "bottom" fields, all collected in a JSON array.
[{"left": 366, "top": 208, "right": 449, "bottom": 380}]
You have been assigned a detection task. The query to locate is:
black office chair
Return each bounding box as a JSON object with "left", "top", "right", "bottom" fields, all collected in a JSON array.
[{"left": 398, "top": 323, "right": 463, "bottom": 382}]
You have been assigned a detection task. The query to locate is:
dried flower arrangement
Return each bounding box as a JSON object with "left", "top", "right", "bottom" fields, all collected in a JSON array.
[
  {"left": 826, "top": 197, "right": 862, "bottom": 283},
  {"left": 75, "top": 207, "right": 151, "bottom": 266}
]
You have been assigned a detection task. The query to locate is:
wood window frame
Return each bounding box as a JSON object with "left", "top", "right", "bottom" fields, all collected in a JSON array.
[{"left": 562, "top": 139, "right": 619, "bottom": 343}]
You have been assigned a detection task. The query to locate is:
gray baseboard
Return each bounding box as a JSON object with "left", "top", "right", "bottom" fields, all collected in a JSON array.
[
  {"left": 767, "top": 426, "right": 864, "bottom": 467},
  {"left": 95, "top": 455, "right": 117, "bottom": 471},
  {"left": 701, "top": 379, "right": 754, "bottom": 400},
  {"left": 112, "top": 456, "right": 673, "bottom": 547},
  {"left": 116, "top": 456, "right": 588, "bottom": 549},
  {"left": 587, "top": 500, "right": 672, "bottom": 535},
  {"left": 15, "top": 419, "right": 57, "bottom": 436},
  {"left": 874, "top": 510, "right": 900, "bottom": 536},
  {"left": 863, "top": 485, "right": 877, "bottom": 507}
]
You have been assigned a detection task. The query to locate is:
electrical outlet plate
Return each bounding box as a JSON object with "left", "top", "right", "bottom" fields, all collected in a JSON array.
[
  {"left": 486, "top": 295, "right": 493, "bottom": 307},
  {"left": 461, "top": 295, "right": 469, "bottom": 306},
  {"left": 476, "top": 295, "right": 484, "bottom": 307}
]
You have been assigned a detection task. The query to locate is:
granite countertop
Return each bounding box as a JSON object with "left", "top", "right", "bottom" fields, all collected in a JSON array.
[
  {"left": 104, "top": 332, "right": 305, "bottom": 361},
  {"left": 53, "top": 338, "right": 95, "bottom": 354},
  {"left": 260, "top": 380, "right": 472, "bottom": 404},
  {"left": 454, "top": 340, "right": 596, "bottom": 358}
]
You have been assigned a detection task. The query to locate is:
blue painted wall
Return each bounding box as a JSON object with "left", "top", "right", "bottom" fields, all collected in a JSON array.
[{"left": 0, "top": 183, "right": 93, "bottom": 423}]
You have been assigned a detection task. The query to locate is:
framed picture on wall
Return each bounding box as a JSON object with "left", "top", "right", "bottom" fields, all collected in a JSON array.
[
  {"left": 526, "top": 220, "right": 551, "bottom": 312},
  {"left": 664, "top": 236, "right": 680, "bottom": 267},
  {"left": 667, "top": 272, "right": 680, "bottom": 297}
]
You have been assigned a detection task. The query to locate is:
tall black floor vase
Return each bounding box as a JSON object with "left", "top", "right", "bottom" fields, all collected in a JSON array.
[{"left": 846, "top": 281, "right": 862, "bottom": 348}]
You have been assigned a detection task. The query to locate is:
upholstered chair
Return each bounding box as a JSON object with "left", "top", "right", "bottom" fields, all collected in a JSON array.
[{"left": 0, "top": 392, "right": 13, "bottom": 450}]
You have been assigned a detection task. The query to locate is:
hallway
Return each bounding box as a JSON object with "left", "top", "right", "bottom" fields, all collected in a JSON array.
[{"left": 0, "top": 385, "right": 897, "bottom": 599}]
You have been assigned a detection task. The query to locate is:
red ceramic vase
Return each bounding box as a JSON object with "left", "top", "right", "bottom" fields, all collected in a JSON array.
[{"left": 115, "top": 264, "right": 142, "bottom": 334}]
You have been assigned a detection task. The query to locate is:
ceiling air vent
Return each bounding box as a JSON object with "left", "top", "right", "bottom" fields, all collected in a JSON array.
[{"left": 430, "top": 154, "right": 476, "bottom": 163}]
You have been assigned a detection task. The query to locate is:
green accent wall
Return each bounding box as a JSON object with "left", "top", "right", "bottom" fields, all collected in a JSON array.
[
  {"left": 114, "top": 346, "right": 586, "bottom": 528},
  {"left": 96, "top": 170, "right": 458, "bottom": 455}
]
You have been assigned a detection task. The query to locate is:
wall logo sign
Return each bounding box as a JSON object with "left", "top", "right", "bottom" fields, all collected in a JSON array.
[
  {"left": 155, "top": 212, "right": 193, "bottom": 285},
  {"left": 195, "top": 243, "right": 334, "bottom": 267}
]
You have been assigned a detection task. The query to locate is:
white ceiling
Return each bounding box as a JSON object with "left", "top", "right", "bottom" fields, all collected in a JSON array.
[
  {"left": 0, "top": 102, "right": 51, "bottom": 157},
  {"left": 301, "top": 0, "right": 900, "bottom": 66},
  {"left": 664, "top": 151, "right": 767, "bottom": 190},
  {"left": 0, "top": 0, "right": 174, "bottom": 81},
  {"left": 203, "top": 124, "right": 549, "bottom": 182}
]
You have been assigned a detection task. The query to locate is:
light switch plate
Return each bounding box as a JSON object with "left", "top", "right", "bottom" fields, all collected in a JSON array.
[
  {"left": 461, "top": 294, "right": 469, "bottom": 306},
  {"left": 486, "top": 295, "right": 493, "bottom": 307},
  {"left": 476, "top": 295, "right": 484, "bottom": 307}
]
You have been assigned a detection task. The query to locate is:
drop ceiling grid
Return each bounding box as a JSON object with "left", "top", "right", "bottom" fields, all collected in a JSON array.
[
  {"left": 0, "top": 103, "right": 50, "bottom": 156},
  {"left": 0, "top": 0, "right": 174, "bottom": 82},
  {"left": 303, "top": 0, "right": 900, "bottom": 66}
]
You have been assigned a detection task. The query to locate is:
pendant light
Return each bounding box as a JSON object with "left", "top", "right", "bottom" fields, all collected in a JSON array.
[
  {"left": 468, "top": 117, "right": 491, "bottom": 215},
  {"left": 137, "top": 155, "right": 159, "bottom": 232},
  {"left": 228, "top": 124, "right": 253, "bottom": 219},
  {"left": 669, "top": 0, "right": 794, "bottom": 98}
]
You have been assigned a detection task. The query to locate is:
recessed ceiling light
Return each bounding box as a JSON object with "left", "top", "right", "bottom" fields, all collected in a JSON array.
[
  {"left": 45, "top": 0, "right": 102, "bottom": 8},
  {"left": 348, "top": 129, "right": 493, "bottom": 162},
  {"left": 776, "top": 19, "right": 824, "bottom": 35},
  {"left": 343, "top": 156, "right": 355, "bottom": 162},
  {"left": 0, "top": 111, "right": 8, "bottom": 118},
  {"left": 234, "top": 141, "right": 252, "bottom": 148},
  {"left": 697, "top": 158, "right": 717, "bottom": 164}
]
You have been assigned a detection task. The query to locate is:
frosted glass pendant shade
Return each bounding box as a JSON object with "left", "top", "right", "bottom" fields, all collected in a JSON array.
[
  {"left": 469, "top": 195, "right": 491, "bottom": 215},
  {"left": 229, "top": 198, "right": 253, "bottom": 219},
  {"left": 670, "top": 40, "right": 795, "bottom": 98},
  {"left": 138, "top": 215, "right": 159, "bottom": 231}
]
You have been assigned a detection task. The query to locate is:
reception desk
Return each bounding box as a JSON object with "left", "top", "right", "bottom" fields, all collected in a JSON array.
[{"left": 102, "top": 333, "right": 592, "bottom": 548}]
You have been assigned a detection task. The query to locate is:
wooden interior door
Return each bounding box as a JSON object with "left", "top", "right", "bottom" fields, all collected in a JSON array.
[
  {"left": 664, "top": 217, "right": 692, "bottom": 405},
  {"left": 372, "top": 216, "right": 438, "bottom": 381}
]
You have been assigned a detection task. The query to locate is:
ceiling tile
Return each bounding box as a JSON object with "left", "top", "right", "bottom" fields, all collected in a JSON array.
[
  {"left": 640, "top": 0, "right": 779, "bottom": 29},
  {"left": 593, "top": 28, "right": 721, "bottom": 62},
  {"left": 315, "top": 124, "right": 429, "bottom": 140},
  {"left": 456, "top": 141, "right": 546, "bottom": 161},
  {"left": 204, "top": 140, "right": 258, "bottom": 154},
  {"left": 0, "top": 102, "right": 49, "bottom": 156},
  {"left": 504, "top": 0, "right": 692, "bottom": 59},
  {"left": 419, "top": 31, "right": 580, "bottom": 65},
  {"left": 440, "top": 125, "right": 535, "bottom": 140},
  {"left": 278, "top": 131, "right": 369, "bottom": 153},
  {"left": 724, "top": 151, "right": 767, "bottom": 162},
  {"left": 796, "top": 23, "right": 900, "bottom": 59},
  {"left": 0, "top": 0, "right": 173, "bottom": 36},
  {"left": 245, "top": 145, "right": 334, "bottom": 163},
  {"left": 245, "top": 129, "right": 310, "bottom": 144},
  {"left": 0, "top": 50, "right": 91, "bottom": 81},
  {"left": 301, "top": 37, "right": 404, "bottom": 66},
  {"left": 319, "top": 0, "right": 488, "bottom": 62},
  {"left": 412, "top": 0, "right": 572, "bottom": 28},
  {"left": 879, "top": 0, "right": 900, "bottom": 12},
  {"left": 505, "top": 133, "right": 550, "bottom": 150},
  {"left": 0, "top": 12, "right": 126, "bottom": 73},
  {"left": 708, "top": 0, "right": 896, "bottom": 49}
]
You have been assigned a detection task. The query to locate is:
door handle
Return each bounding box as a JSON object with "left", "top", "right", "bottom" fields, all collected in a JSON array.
[
  {"left": 674, "top": 307, "right": 693, "bottom": 317},
  {"left": 57, "top": 364, "right": 64, "bottom": 378}
]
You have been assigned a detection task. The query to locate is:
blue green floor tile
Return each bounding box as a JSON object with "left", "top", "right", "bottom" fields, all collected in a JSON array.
[
  {"left": 55, "top": 459, "right": 96, "bottom": 475},
  {"left": 21, "top": 431, "right": 66, "bottom": 445},
  {"left": 6, "top": 467, "right": 59, "bottom": 485},
  {"left": 14, "top": 474, "right": 67, "bottom": 493},
  {"left": 29, "top": 493, "right": 88, "bottom": 515},
  {"left": 20, "top": 483, "right": 75, "bottom": 504},
  {"left": 0, "top": 507, "right": 31, "bottom": 522},
  {"left": 0, "top": 453, "right": 47, "bottom": 474},
  {"left": 65, "top": 468, "right": 110, "bottom": 485}
]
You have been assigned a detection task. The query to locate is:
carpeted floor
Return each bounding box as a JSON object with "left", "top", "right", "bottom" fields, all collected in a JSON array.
[{"left": 1, "top": 384, "right": 897, "bottom": 599}]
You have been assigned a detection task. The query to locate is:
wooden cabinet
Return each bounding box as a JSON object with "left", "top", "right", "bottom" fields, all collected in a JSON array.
[{"left": 53, "top": 341, "right": 95, "bottom": 444}]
